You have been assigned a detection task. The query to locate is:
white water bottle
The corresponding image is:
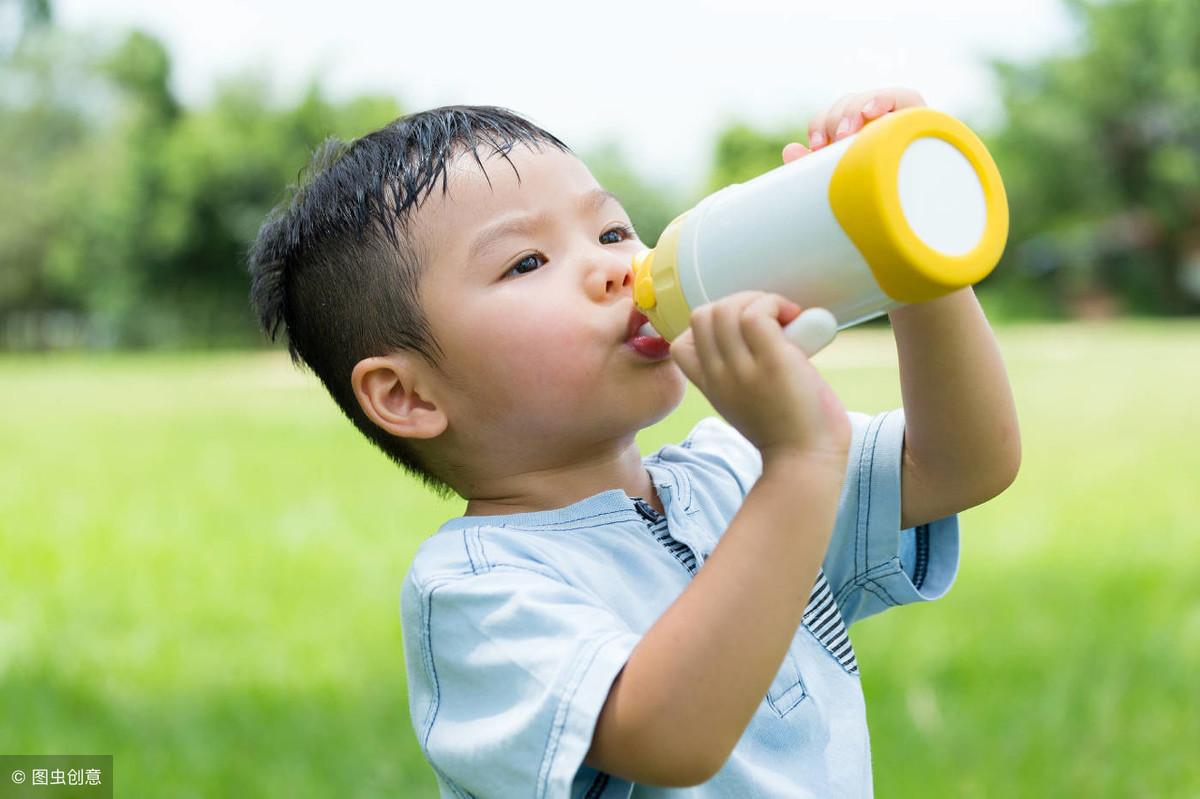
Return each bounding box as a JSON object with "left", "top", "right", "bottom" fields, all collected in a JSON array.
[{"left": 631, "top": 107, "right": 1009, "bottom": 355}]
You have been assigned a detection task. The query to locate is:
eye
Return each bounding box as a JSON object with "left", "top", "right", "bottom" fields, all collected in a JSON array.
[
  {"left": 500, "top": 225, "right": 638, "bottom": 280},
  {"left": 600, "top": 224, "right": 638, "bottom": 245},
  {"left": 502, "top": 252, "right": 546, "bottom": 279}
]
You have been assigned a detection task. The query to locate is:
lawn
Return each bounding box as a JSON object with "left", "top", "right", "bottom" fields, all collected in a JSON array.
[{"left": 2, "top": 320, "right": 1197, "bottom": 797}]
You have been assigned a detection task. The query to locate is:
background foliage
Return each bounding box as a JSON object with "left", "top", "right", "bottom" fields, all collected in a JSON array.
[
  {"left": 3, "top": 0, "right": 1199, "bottom": 796},
  {"left": 3, "top": 0, "right": 1200, "bottom": 351},
  {"left": 3, "top": 323, "right": 1197, "bottom": 796}
]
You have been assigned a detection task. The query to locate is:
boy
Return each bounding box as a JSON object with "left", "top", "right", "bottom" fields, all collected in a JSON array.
[{"left": 247, "top": 87, "right": 1020, "bottom": 797}]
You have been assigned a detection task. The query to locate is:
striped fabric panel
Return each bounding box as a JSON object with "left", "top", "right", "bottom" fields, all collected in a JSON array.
[
  {"left": 632, "top": 498, "right": 702, "bottom": 576},
  {"left": 802, "top": 570, "right": 858, "bottom": 676},
  {"left": 634, "top": 500, "right": 856, "bottom": 676},
  {"left": 645, "top": 517, "right": 699, "bottom": 575},
  {"left": 583, "top": 771, "right": 610, "bottom": 798},
  {"left": 911, "top": 523, "right": 931, "bottom": 590}
]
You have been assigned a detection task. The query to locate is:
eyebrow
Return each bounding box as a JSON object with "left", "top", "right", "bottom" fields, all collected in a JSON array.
[{"left": 467, "top": 188, "right": 622, "bottom": 264}]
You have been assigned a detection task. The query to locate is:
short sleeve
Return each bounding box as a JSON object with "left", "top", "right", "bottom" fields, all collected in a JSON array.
[
  {"left": 684, "top": 410, "right": 958, "bottom": 627},
  {"left": 400, "top": 561, "right": 642, "bottom": 799},
  {"left": 682, "top": 415, "right": 764, "bottom": 496},
  {"left": 823, "top": 408, "right": 960, "bottom": 626}
]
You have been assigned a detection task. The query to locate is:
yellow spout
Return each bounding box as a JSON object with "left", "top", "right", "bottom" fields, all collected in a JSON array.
[
  {"left": 632, "top": 249, "right": 657, "bottom": 310},
  {"left": 629, "top": 212, "right": 692, "bottom": 341}
]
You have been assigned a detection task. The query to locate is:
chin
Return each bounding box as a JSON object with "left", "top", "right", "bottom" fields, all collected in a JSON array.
[{"left": 639, "top": 368, "right": 688, "bottom": 423}]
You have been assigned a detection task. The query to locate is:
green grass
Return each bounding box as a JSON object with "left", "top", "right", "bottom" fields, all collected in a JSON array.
[{"left": 2, "top": 320, "right": 1198, "bottom": 797}]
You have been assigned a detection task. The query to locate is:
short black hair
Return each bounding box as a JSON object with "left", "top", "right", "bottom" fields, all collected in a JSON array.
[{"left": 247, "top": 105, "right": 571, "bottom": 499}]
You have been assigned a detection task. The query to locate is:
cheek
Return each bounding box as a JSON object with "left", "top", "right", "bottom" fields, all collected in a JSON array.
[
  {"left": 507, "top": 315, "right": 602, "bottom": 386},
  {"left": 457, "top": 307, "right": 606, "bottom": 402}
]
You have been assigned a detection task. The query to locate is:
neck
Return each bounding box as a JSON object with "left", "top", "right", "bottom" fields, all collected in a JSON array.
[{"left": 459, "top": 438, "right": 662, "bottom": 518}]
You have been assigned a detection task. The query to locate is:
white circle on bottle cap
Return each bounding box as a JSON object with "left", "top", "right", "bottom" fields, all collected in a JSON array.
[{"left": 897, "top": 137, "right": 987, "bottom": 256}]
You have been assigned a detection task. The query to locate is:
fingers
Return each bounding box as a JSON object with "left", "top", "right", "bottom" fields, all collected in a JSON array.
[
  {"left": 808, "top": 92, "right": 852, "bottom": 150},
  {"left": 739, "top": 293, "right": 804, "bottom": 367},
  {"left": 668, "top": 328, "right": 704, "bottom": 391},
  {"left": 860, "top": 93, "right": 894, "bottom": 121},
  {"left": 686, "top": 292, "right": 804, "bottom": 384},
  {"left": 824, "top": 92, "right": 858, "bottom": 142},
  {"left": 835, "top": 93, "right": 878, "bottom": 140},
  {"left": 711, "top": 296, "right": 757, "bottom": 380},
  {"left": 879, "top": 86, "right": 925, "bottom": 113},
  {"left": 691, "top": 296, "right": 749, "bottom": 388},
  {"left": 807, "top": 87, "right": 928, "bottom": 151},
  {"left": 689, "top": 303, "right": 722, "bottom": 387},
  {"left": 811, "top": 92, "right": 859, "bottom": 149},
  {"left": 781, "top": 141, "right": 811, "bottom": 164}
]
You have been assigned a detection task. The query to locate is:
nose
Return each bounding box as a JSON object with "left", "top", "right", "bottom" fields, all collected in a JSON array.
[{"left": 586, "top": 250, "right": 635, "bottom": 301}]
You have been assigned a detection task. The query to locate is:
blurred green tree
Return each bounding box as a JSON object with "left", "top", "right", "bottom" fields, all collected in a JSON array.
[
  {"left": 113, "top": 75, "right": 402, "bottom": 346},
  {"left": 705, "top": 120, "right": 807, "bottom": 194},
  {"left": 0, "top": 20, "right": 110, "bottom": 347},
  {"left": 0, "top": 16, "right": 403, "bottom": 348},
  {"left": 0, "top": 0, "right": 52, "bottom": 57},
  {"left": 582, "top": 140, "right": 685, "bottom": 247},
  {"left": 988, "top": 0, "right": 1200, "bottom": 316}
]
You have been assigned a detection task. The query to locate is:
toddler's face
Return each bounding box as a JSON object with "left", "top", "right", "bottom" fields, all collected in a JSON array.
[{"left": 410, "top": 143, "right": 687, "bottom": 453}]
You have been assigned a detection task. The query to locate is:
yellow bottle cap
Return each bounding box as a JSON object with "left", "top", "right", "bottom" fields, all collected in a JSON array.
[
  {"left": 632, "top": 249, "right": 657, "bottom": 309},
  {"left": 828, "top": 107, "right": 1009, "bottom": 303},
  {"left": 631, "top": 213, "right": 692, "bottom": 341}
]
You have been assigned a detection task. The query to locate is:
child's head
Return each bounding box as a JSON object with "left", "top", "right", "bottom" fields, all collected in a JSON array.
[{"left": 248, "top": 106, "right": 686, "bottom": 501}]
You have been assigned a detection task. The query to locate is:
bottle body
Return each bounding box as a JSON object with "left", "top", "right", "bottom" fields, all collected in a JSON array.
[
  {"left": 676, "top": 134, "right": 899, "bottom": 331},
  {"left": 632, "top": 107, "right": 1009, "bottom": 342}
]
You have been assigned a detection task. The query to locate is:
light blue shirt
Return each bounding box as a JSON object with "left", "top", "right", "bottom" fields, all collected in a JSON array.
[{"left": 400, "top": 409, "right": 959, "bottom": 797}]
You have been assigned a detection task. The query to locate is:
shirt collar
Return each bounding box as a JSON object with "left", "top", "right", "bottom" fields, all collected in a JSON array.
[{"left": 436, "top": 458, "right": 683, "bottom": 532}]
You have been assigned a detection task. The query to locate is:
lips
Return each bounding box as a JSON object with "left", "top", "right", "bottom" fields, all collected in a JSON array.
[
  {"left": 623, "top": 306, "right": 670, "bottom": 359},
  {"left": 625, "top": 307, "right": 651, "bottom": 342}
]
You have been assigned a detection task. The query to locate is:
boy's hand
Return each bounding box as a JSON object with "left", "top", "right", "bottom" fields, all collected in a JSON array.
[
  {"left": 669, "top": 291, "right": 850, "bottom": 467},
  {"left": 781, "top": 87, "right": 926, "bottom": 162}
]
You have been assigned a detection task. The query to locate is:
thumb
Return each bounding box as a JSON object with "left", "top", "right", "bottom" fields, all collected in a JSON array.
[
  {"left": 668, "top": 328, "right": 702, "bottom": 386},
  {"left": 782, "top": 142, "right": 812, "bottom": 163}
]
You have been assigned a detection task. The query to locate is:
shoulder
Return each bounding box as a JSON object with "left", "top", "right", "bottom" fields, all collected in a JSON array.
[
  {"left": 403, "top": 525, "right": 564, "bottom": 595},
  {"left": 405, "top": 529, "right": 476, "bottom": 593},
  {"left": 399, "top": 525, "right": 577, "bottom": 643},
  {"left": 652, "top": 415, "right": 764, "bottom": 497},
  {"left": 647, "top": 412, "right": 887, "bottom": 503}
]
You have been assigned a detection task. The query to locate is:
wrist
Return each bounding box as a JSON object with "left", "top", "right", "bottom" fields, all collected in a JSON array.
[
  {"left": 887, "top": 287, "right": 976, "bottom": 325},
  {"left": 760, "top": 446, "right": 847, "bottom": 482}
]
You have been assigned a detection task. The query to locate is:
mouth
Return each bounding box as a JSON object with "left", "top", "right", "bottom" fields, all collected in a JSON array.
[
  {"left": 625, "top": 307, "right": 658, "bottom": 342},
  {"left": 624, "top": 306, "right": 670, "bottom": 359}
]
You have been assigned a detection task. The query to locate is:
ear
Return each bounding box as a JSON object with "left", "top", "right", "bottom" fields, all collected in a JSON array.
[{"left": 351, "top": 354, "right": 448, "bottom": 440}]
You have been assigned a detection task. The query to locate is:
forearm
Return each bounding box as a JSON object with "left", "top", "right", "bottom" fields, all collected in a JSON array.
[
  {"left": 888, "top": 287, "right": 1021, "bottom": 524},
  {"left": 585, "top": 453, "right": 844, "bottom": 786}
]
